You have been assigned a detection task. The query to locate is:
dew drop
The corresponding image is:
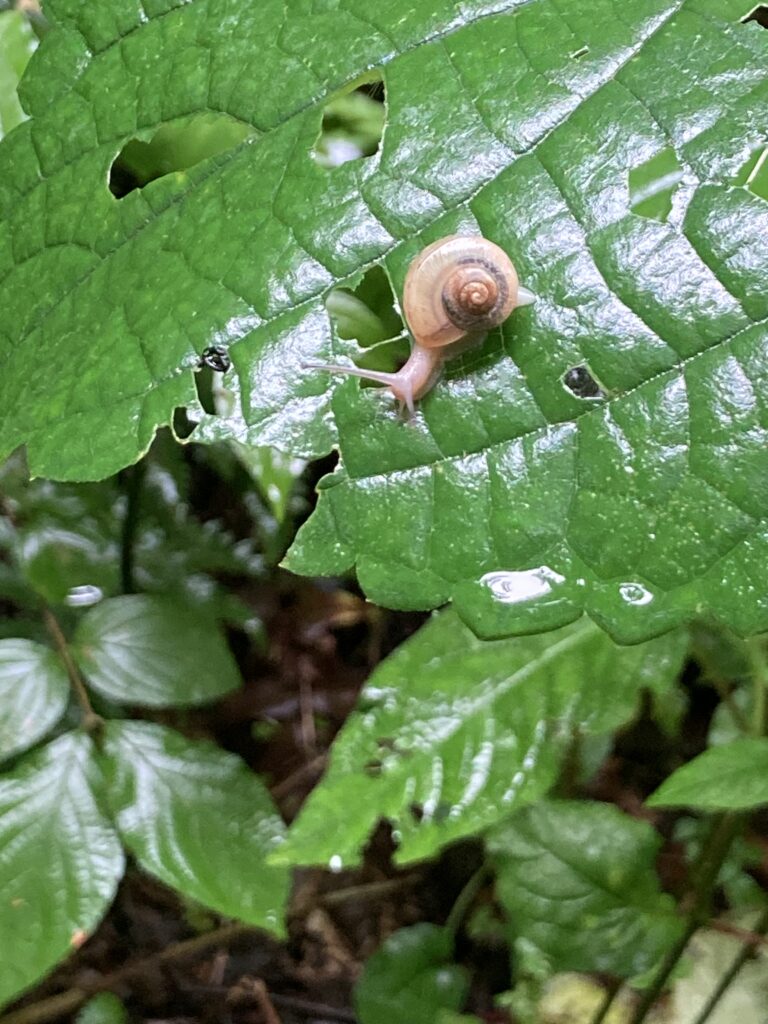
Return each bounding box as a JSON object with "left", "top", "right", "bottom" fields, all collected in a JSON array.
[
  {"left": 618, "top": 582, "right": 654, "bottom": 606},
  {"left": 480, "top": 566, "right": 566, "bottom": 605},
  {"left": 328, "top": 854, "right": 343, "bottom": 873},
  {"left": 65, "top": 584, "right": 104, "bottom": 607}
]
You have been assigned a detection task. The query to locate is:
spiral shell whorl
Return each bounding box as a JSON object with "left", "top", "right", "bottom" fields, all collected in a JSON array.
[{"left": 402, "top": 235, "right": 518, "bottom": 350}]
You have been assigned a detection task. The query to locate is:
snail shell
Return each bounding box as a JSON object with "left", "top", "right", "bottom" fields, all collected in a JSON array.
[{"left": 403, "top": 235, "right": 519, "bottom": 349}]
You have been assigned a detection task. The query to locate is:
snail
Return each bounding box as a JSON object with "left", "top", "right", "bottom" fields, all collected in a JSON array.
[{"left": 304, "top": 235, "right": 535, "bottom": 414}]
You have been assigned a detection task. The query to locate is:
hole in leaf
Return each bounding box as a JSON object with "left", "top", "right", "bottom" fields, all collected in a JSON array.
[
  {"left": 313, "top": 72, "right": 386, "bottom": 168},
  {"left": 570, "top": 45, "right": 589, "bottom": 58},
  {"left": 628, "top": 147, "right": 685, "bottom": 222},
  {"left": 325, "top": 266, "right": 409, "bottom": 383},
  {"left": 108, "top": 112, "right": 253, "bottom": 199},
  {"left": 732, "top": 145, "right": 768, "bottom": 200},
  {"left": 562, "top": 365, "right": 606, "bottom": 400},
  {"left": 741, "top": 4, "right": 768, "bottom": 27}
]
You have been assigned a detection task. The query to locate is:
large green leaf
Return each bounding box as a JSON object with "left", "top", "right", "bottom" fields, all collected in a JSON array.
[
  {"left": 72, "top": 595, "right": 241, "bottom": 707},
  {"left": 0, "top": 638, "right": 69, "bottom": 760},
  {"left": 100, "top": 721, "right": 289, "bottom": 934},
  {"left": 278, "top": 610, "right": 687, "bottom": 866},
  {"left": 1, "top": 0, "right": 767, "bottom": 643},
  {"left": 0, "top": 732, "right": 124, "bottom": 1009},
  {"left": 648, "top": 737, "right": 768, "bottom": 810},
  {"left": 488, "top": 800, "right": 683, "bottom": 977}
]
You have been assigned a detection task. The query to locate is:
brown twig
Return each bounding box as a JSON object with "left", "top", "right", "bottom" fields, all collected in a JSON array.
[
  {"left": 0, "top": 923, "right": 255, "bottom": 1024},
  {"left": 320, "top": 874, "right": 420, "bottom": 907},
  {"left": 706, "top": 918, "right": 768, "bottom": 949},
  {"left": 269, "top": 753, "right": 327, "bottom": 801}
]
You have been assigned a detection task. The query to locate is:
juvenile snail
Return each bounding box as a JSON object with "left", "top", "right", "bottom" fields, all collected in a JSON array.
[{"left": 305, "top": 235, "right": 535, "bottom": 413}]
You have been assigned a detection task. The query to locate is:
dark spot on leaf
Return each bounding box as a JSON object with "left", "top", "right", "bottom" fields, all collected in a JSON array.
[
  {"left": 409, "top": 803, "right": 424, "bottom": 822},
  {"left": 377, "top": 737, "right": 397, "bottom": 751},
  {"left": 732, "top": 145, "right": 768, "bottom": 201},
  {"left": 108, "top": 112, "right": 253, "bottom": 199},
  {"left": 364, "top": 759, "right": 383, "bottom": 776},
  {"left": 198, "top": 345, "right": 231, "bottom": 373},
  {"left": 570, "top": 45, "right": 589, "bottom": 58},
  {"left": 562, "top": 365, "right": 606, "bottom": 400},
  {"left": 629, "top": 147, "right": 685, "bottom": 222},
  {"left": 313, "top": 72, "right": 386, "bottom": 168},
  {"left": 741, "top": 4, "right": 768, "bottom": 27}
]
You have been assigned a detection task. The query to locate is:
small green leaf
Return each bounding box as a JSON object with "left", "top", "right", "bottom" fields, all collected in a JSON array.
[
  {"left": 648, "top": 738, "right": 768, "bottom": 809},
  {"left": 0, "top": 9, "right": 36, "bottom": 140},
  {"left": 489, "top": 800, "right": 683, "bottom": 977},
  {"left": 100, "top": 721, "right": 289, "bottom": 935},
  {"left": 278, "top": 611, "right": 687, "bottom": 865},
  {"left": 73, "top": 595, "right": 241, "bottom": 708},
  {"left": 354, "top": 924, "right": 468, "bottom": 1024},
  {"left": 0, "top": 732, "right": 124, "bottom": 1009},
  {"left": 0, "top": 638, "right": 69, "bottom": 760},
  {"left": 75, "top": 994, "right": 128, "bottom": 1024}
]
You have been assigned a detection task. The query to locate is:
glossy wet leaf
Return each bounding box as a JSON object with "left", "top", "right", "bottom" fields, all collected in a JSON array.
[
  {"left": 278, "top": 610, "right": 686, "bottom": 865},
  {"left": 648, "top": 737, "right": 768, "bottom": 810},
  {"left": 2, "top": 1, "right": 767, "bottom": 644},
  {"left": 354, "top": 924, "right": 468, "bottom": 1024},
  {"left": 73, "top": 595, "right": 241, "bottom": 707},
  {"left": 0, "top": 732, "right": 124, "bottom": 1009},
  {"left": 100, "top": 721, "right": 289, "bottom": 934},
  {"left": 0, "top": 638, "right": 69, "bottom": 761},
  {"left": 489, "top": 800, "right": 683, "bottom": 977}
]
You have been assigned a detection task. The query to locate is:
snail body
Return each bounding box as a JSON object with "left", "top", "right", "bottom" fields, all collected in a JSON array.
[{"left": 306, "top": 235, "right": 534, "bottom": 413}]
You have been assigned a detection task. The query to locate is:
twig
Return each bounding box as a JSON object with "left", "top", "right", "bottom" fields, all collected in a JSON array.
[
  {"left": 748, "top": 637, "right": 768, "bottom": 737},
  {"left": 691, "top": 907, "right": 768, "bottom": 1024},
  {"left": 42, "top": 606, "right": 102, "bottom": 733},
  {"left": 588, "top": 979, "right": 622, "bottom": 1024},
  {"left": 627, "top": 812, "right": 743, "bottom": 1024},
  {"left": 445, "top": 865, "right": 489, "bottom": 939},
  {"left": 251, "top": 979, "right": 282, "bottom": 1024},
  {"left": 0, "top": 923, "right": 255, "bottom": 1024},
  {"left": 269, "top": 753, "right": 327, "bottom": 801},
  {"left": 706, "top": 918, "right": 768, "bottom": 949},
  {"left": 320, "top": 874, "right": 420, "bottom": 907}
]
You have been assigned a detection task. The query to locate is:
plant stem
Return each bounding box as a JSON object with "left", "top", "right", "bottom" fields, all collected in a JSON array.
[
  {"left": 691, "top": 906, "right": 768, "bottom": 1024},
  {"left": 445, "top": 865, "right": 488, "bottom": 940},
  {"left": 627, "top": 812, "right": 742, "bottom": 1024},
  {"left": 42, "top": 606, "right": 102, "bottom": 733},
  {"left": 120, "top": 460, "right": 145, "bottom": 594},
  {"left": 747, "top": 636, "right": 768, "bottom": 737},
  {"left": 0, "top": 922, "right": 254, "bottom": 1024},
  {"left": 589, "top": 979, "right": 621, "bottom": 1024}
]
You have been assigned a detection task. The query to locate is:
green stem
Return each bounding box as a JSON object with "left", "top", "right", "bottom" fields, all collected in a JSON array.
[
  {"left": 42, "top": 606, "right": 102, "bottom": 734},
  {"left": 747, "top": 636, "right": 768, "bottom": 737},
  {"left": 627, "top": 812, "right": 742, "bottom": 1024},
  {"left": 445, "top": 865, "right": 488, "bottom": 940},
  {"left": 120, "top": 460, "right": 145, "bottom": 594},
  {"left": 691, "top": 907, "right": 768, "bottom": 1024}
]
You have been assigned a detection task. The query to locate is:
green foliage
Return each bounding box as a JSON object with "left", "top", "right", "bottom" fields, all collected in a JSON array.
[
  {"left": 354, "top": 924, "right": 469, "bottom": 1024},
  {"left": 0, "top": 638, "right": 69, "bottom": 760},
  {"left": 488, "top": 801, "right": 683, "bottom": 977},
  {"left": 73, "top": 594, "right": 241, "bottom": 707},
  {"left": 0, "top": 0, "right": 765, "bottom": 641},
  {"left": 279, "top": 610, "right": 687, "bottom": 865},
  {"left": 648, "top": 738, "right": 768, "bottom": 810},
  {"left": 75, "top": 994, "right": 129, "bottom": 1024},
  {"left": 100, "top": 721, "right": 289, "bottom": 933},
  {"left": 0, "top": 733, "right": 124, "bottom": 1007},
  {"left": 0, "top": 8, "right": 35, "bottom": 139}
]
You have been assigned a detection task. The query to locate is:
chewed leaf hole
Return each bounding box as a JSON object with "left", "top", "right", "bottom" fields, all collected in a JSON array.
[
  {"left": 741, "top": 4, "right": 768, "bottom": 26},
  {"left": 570, "top": 45, "right": 589, "bottom": 58},
  {"left": 732, "top": 145, "right": 768, "bottom": 200},
  {"left": 108, "top": 112, "right": 253, "bottom": 199},
  {"left": 629, "top": 147, "right": 685, "bottom": 222},
  {"left": 325, "top": 266, "right": 407, "bottom": 381},
  {"left": 313, "top": 72, "right": 386, "bottom": 168},
  {"left": 562, "top": 365, "right": 606, "bottom": 400}
]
